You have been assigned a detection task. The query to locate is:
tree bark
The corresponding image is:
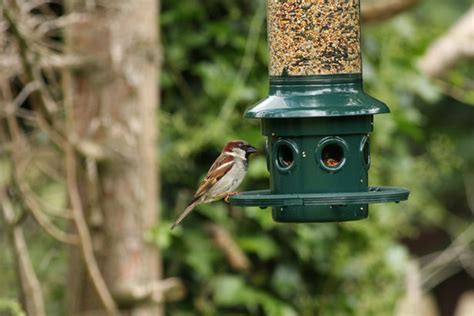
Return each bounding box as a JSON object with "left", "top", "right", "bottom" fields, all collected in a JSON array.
[{"left": 64, "top": 1, "right": 161, "bottom": 315}]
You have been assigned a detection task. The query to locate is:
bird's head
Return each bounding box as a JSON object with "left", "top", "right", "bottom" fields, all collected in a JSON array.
[{"left": 223, "top": 140, "right": 257, "bottom": 160}]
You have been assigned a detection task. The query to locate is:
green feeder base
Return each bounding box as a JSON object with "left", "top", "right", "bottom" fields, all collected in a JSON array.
[{"left": 228, "top": 186, "right": 409, "bottom": 223}]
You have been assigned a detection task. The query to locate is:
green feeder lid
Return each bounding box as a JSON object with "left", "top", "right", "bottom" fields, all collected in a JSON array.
[{"left": 245, "top": 74, "right": 390, "bottom": 119}]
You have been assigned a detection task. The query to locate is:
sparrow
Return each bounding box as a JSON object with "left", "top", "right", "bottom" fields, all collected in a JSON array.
[{"left": 171, "top": 140, "right": 257, "bottom": 229}]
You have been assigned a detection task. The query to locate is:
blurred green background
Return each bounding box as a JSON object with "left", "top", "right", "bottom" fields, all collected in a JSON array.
[{"left": 1, "top": 0, "right": 473, "bottom": 315}]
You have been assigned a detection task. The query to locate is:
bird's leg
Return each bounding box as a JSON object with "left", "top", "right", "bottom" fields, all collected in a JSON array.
[{"left": 224, "top": 191, "right": 239, "bottom": 203}]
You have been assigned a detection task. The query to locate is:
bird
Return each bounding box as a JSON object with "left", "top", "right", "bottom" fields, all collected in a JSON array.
[{"left": 171, "top": 140, "right": 257, "bottom": 229}]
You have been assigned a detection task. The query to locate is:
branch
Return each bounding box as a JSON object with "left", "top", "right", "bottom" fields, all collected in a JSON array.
[
  {"left": 454, "top": 292, "right": 474, "bottom": 316},
  {"left": 207, "top": 223, "right": 251, "bottom": 272},
  {"left": 420, "top": 224, "right": 474, "bottom": 291},
  {"left": 1, "top": 81, "right": 78, "bottom": 244},
  {"left": 15, "top": 179, "right": 79, "bottom": 244},
  {"left": 418, "top": 8, "right": 474, "bottom": 78},
  {"left": 0, "top": 188, "right": 46, "bottom": 316},
  {"left": 0, "top": 54, "right": 93, "bottom": 77},
  {"left": 64, "top": 144, "right": 118, "bottom": 315},
  {"left": 35, "top": 13, "right": 89, "bottom": 35},
  {"left": 3, "top": 4, "right": 66, "bottom": 147},
  {"left": 112, "top": 278, "right": 186, "bottom": 306},
  {"left": 361, "top": 0, "right": 420, "bottom": 24}
]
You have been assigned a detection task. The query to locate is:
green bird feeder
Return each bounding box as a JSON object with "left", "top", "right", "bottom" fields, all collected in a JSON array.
[{"left": 228, "top": 0, "right": 409, "bottom": 222}]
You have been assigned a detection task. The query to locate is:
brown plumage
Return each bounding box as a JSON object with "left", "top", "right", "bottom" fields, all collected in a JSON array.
[{"left": 171, "top": 140, "right": 257, "bottom": 229}]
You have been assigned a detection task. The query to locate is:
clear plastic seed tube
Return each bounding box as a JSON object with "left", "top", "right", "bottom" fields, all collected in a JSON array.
[{"left": 268, "top": 0, "right": 362, "bottom": 76}]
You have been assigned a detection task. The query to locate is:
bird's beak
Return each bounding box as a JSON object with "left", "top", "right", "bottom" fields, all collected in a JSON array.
[{"left": 245, "top": 145, "right": 258, "bottom": 154}]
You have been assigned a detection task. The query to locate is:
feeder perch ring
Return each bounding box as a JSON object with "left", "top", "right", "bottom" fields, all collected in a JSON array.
[{"left": 228, "top": 186, "right": 409, "bottom": 207}]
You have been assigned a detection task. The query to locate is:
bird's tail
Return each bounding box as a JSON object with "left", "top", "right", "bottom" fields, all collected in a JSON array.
[{"left": 171, "top": 197, "right": 201, "bottom": 230}]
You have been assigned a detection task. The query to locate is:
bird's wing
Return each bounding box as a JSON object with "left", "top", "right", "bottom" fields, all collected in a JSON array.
[{"left": 194, "top": 154, "right": 234, "bottom": 198}]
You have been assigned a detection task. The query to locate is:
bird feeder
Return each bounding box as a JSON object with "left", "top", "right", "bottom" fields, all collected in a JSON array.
[{"left": 229, "top": 0, "right": 409, "bottom": 222}]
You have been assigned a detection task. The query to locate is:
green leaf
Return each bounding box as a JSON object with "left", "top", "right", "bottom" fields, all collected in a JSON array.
[
  {"left": 237, "top": 235, "right": 279, "bottom": 260},
  {"left": 0, "top": 299, "right": 25, "bottom": 316}
]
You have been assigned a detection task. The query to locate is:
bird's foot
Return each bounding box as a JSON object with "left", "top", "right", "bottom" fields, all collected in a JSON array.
[{"left": 224, "top": 192, "right": 239, "bottom": 203}]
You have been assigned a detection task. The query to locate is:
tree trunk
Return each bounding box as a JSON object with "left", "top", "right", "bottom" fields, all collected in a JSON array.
[{"left": 64, "top": 1, "right": 161, "bottom": 315}]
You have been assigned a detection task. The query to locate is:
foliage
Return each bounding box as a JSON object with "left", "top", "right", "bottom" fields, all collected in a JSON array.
[{"left": 0, "top": 298, "right": 25, "bottom": 316}]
